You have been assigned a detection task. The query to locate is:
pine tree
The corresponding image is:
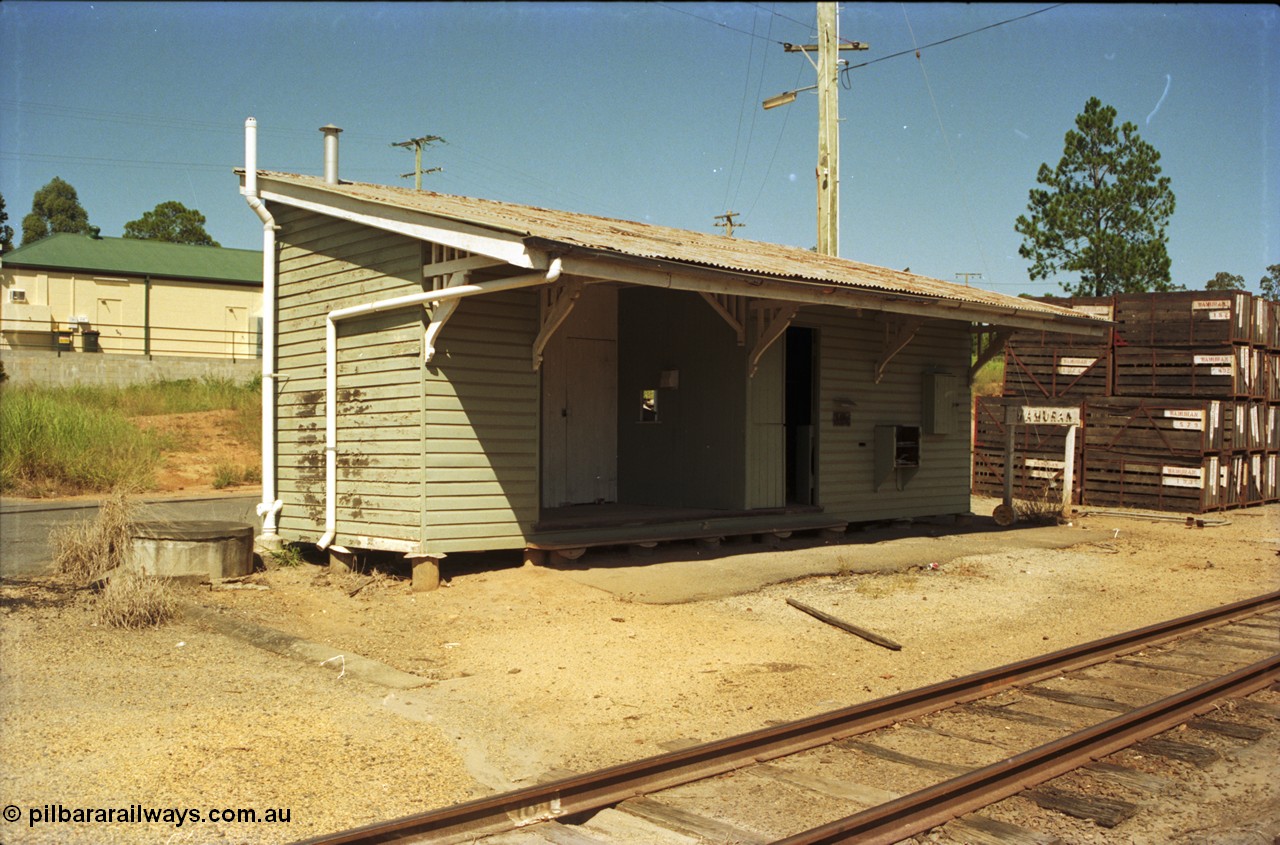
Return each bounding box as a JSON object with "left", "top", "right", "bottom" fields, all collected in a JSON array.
[
  {"left": 21, "top": 177, "right": 92, "bottom": 246},
  {"left": 123, "top": 201, "right": 220, "bottom": 247},
  {"left": 1016, "top": 98, "right": 1176, "bottom": 297}
]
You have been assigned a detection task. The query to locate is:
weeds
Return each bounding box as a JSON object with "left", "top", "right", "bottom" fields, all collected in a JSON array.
[
  {"left": 51, "top": 488, "right": 139, "bottom": 584},
  {"left": 0, "top": 376, "right": 261, "bottom": 496},
  {"left": 49, "top": 489, "right": 176, "bottom": 628},
  {"left": 212, "top": 462, "right": 262, "bottom": 489},
  {"left": 266, "top": 543, "right": 306, "bottom": 568},
  {"left": 96, "top": 571, "right": 176, "bottom": 629},
  {"left": 1014, "top": 484, "right": 1066, "bottom": 524}
]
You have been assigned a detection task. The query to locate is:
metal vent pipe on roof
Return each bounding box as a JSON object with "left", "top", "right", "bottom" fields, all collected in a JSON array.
[{"left": 320, "top": 124, "right": 342, "bottom": 184}]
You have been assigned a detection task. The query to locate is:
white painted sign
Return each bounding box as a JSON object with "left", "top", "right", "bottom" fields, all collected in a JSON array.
[
  {"left": 1019, "top": 406, "right": 1081, "bottom": 426},
  {"left": 1192, "top": 300, "right": 1232, "bottom": 311},
  {"left": 1163, "top": 465, "right": 1204, "bottom": 489},
  {"left": 1194, "top": 355, "right": 1233, "bottom": 365}
]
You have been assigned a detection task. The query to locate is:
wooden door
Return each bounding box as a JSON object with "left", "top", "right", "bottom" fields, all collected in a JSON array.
[{"left": 541, "top": 286, "right": 619, "bottom": 507}]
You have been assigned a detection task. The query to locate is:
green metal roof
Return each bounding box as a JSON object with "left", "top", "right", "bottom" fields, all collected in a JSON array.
[{"left": 1, "top": 233, "right": 261, "bottom": 285}]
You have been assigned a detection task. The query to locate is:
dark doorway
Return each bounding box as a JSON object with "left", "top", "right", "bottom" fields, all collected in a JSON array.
[{"left": 785, "top": 327, "right": 816, "bottom": 505}]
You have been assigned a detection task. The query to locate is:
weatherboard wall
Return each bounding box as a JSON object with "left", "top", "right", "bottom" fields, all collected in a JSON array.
[
  {"left": 273, "top": 208, "right": 425, "bottom": 551},
  {"left": 806, "top": 307, "right": 973, "bottom": 520}
]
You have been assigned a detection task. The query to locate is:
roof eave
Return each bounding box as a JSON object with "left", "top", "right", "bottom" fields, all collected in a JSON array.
[{"left": 528, "top": 238, "right": 1112, "bottom": 339}]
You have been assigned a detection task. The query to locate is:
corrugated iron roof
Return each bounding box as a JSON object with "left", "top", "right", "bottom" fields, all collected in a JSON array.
[
  {"left": 255, "top": 171, "right": 1094, "bottom": 322},
  {"left": 2, "top": 233, "right": 262, "bottom": 285}
]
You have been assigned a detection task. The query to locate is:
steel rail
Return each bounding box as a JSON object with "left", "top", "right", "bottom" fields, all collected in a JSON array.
[
  {"left": 294, "top": 590, "right": 1279, "bottom": 845},
  {"left": 773, "top": 652, "right": 1280, "bottom": 845}
]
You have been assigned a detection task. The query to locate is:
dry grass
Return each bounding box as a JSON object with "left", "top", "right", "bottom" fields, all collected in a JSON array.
[
  {"left": 48, "top": 488, "right": 177, "bottom": 627},
  {"left": 853, "top": 572, "right": 920, "bottom": 598},
  {"left": 95, "top": 571, "right": 177, "bottom": 629},
  {"left": 50, "top": 488, "right": 138, "bottom": 584},
  {"left": 1014, "top": 484, "right": 1067, "bottom": 524}
]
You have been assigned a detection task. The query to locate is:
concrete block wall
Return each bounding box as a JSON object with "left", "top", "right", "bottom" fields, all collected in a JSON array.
[{"left": 0, "top": 349, "right": 260, "bottom": 388}]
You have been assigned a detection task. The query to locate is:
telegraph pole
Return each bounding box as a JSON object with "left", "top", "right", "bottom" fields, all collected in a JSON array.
[
  {"left": 780, "top": 3, "right": 867, "bottom": 257},
  {"left": 391, "top": 135, "right": 445, "bottom": 190},
  {"left": 714, "top": 211, "right": 745, "bottom": 237},
  {"left": 955, "top": 272, "right": 984, "bottom": 286}
]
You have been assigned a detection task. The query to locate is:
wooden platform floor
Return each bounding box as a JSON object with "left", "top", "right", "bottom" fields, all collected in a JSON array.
[{"left": 529, "top": 502, "right": 846, "bottom": 552}]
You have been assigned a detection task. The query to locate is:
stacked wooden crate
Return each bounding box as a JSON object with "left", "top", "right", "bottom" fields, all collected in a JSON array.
[{"left": 974, "top": 291, "right": 1278, "bottom": 513}]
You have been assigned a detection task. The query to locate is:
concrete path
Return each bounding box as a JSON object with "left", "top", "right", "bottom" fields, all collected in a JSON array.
[
  {"left": 551, "top": 520, "right": 1106, "bottom": 604},
  {"left": 0, "top": 491, "right": 261, "bottom": 578}
]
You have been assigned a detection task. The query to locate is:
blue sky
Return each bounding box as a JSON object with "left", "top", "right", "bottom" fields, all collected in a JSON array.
[{"left": 1, "top": 2, "right": 1276, "bottom": 297}]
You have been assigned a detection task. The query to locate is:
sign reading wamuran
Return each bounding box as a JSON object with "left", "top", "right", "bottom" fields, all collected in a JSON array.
[{"left": 1019, "top": 406, "right": 1081, "bottom": 426}]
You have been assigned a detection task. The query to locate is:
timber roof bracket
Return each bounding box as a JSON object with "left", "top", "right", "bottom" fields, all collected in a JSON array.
[
  {"left": 699, "top": 292, "right": 748, "bottom": 345},
  {"left": 533, "top": 278, "right": 585, "bottom": 372},
  {"left": 423, "top": 270, "right": 468, "bottom": 364},
  {"left": 875, "top": 314, "right": 924, "bottom": 383},
  {"left": 749, "top": 301, "right": 801, "bottom": 377}
]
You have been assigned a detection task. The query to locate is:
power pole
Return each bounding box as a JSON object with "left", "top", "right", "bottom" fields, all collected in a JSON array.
[
  {"left": 714, "top": 211, "right": 745, "bottom": 237},
  {"left": 955, "top": 272, "right": 983, "bottom": 287},
  {"left": 781, "top": 3, "right": 867, "bottom": 257},
  {"left": 391, "top": 135, "right": 445, "bottom": 190}
]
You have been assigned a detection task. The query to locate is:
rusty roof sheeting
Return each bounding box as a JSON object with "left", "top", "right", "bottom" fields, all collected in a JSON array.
[{"left": 254, "top": 171, "right": 1100, "bottom": 324}]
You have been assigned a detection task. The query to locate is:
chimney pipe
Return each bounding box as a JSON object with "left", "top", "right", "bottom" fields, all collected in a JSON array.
[{"left": 320, "top": 124, "right": 342, "bottom": 184}]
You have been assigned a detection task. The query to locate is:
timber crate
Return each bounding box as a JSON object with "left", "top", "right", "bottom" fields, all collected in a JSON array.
[
  {"left": 1263, "top": 351, "right": 1280, "bottom": 401},
  {"left": 1224, "top": 401, "right": 1274, "bottom": 452},
  {"left": 1003, "top": 344, "right": 1112, "bottom": 400},
  {"left": 1083, "top": 398, "right": 1225, "bottom": 458},
  {"left": 972, "top": 397, "right": 1082, "bottom": 503},
  {"left": 973, "top": 448, "right": 1081, "bottom": 504},
  {"left": 1081, "top": 454, "right": 1225, "bottom": 513},
  {"left": 1224, "top": 452, "right": 1270, "bottom": 508},
  {"left": 1114, "top": 290, "right": 1253, "bottom": 347},
  {"left": 1252, "top": 296, "right": 1279, "bottom": 349},
  {"left": 1114, "top": 345, "right": 1262, "bottom": 399}
]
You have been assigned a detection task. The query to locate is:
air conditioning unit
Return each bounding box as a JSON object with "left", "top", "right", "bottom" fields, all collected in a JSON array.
[{"left": 8, "top": 289, "right": 27, "bottom": 304}]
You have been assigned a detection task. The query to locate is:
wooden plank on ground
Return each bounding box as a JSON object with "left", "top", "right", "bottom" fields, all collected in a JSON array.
[
  {"left": 786, "top": 598, "right": 903, "bottom": 650},
  {"left": 1022, "top": 785, "right": 1139, "bottom": 828},
  {"left": 1083, "top": 761, "right": 1170, "bottom": 792},
  {"left": 746, "top": 762, "right": 898, "bottom": 806},
  {"left": 1024, "top": 687, "right": 1132, "bottom": 713},
  {"left": 1134, "top": 737, "right": 1220, "bottom": 767},
  {"left": 967, "top": 704, "right": 1077, "bottom": 730},
  {"left": 1188, "top": 718, "right": 1267, "bottom": 740},
  {"left": 617, "top": 797, "right": 768, "bottom": 845},
  {"left": 840, "top": 741, "right": 971, "bottom": 777}
]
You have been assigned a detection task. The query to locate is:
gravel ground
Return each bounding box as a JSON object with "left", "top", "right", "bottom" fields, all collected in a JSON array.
[{"left": 0, "top": 497, "right": 1277, "bottom": 844}]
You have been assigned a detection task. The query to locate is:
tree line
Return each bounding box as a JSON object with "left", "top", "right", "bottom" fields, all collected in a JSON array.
[{"left": 0, "top": 178, "right": 219, "bottom": 252}]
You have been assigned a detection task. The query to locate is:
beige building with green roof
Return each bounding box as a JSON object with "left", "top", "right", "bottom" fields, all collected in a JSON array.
[{"left": 0, "top": 233, "right": 262, "bottom": 359}]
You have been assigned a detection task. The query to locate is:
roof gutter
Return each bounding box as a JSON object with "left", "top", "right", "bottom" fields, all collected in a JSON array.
[
  {"left": 316, "top": 257, "right": 563, "bottom": 550},
  {"left": 242, "top": 117, "right": 284, "bottom": 544}
]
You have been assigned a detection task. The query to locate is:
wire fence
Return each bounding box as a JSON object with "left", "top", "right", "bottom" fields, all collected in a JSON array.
[{"left": 0, "top": 314, "right": 261, "bottom": 362}]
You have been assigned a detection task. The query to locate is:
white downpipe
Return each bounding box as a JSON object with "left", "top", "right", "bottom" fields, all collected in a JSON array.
[
  {"left": 243, "top": 118, "right": 284, "bottom": 536},
  {"left": 316, "top": 257, "right": 563, "bottom": 550}
]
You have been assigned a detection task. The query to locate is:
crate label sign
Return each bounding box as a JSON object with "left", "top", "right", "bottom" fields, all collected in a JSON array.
[
  {"left": 1056, "top": 356, "right": 1096, "bottom": 376},
  {"left": 1192, "top": 300, "right": 1232, "bottom": 311},
  {"left": 1210, "top": 367, "right": 1232, "bottom": 376},
  {"left": 1163, "top": 466, "right": 1204, "bottom": 489},
  {"left": 1019, "top": 406, "right": 1080, "bottom": 425},
  {"left": 1163, "top": 408, "right": 1204, "bottom": 431},
  {"left": 1072, "top": 305, "right": 1113, "bottom": 319},
  {"left": 1024, "top": 458, "right": 1065, "bottom": 479},
  {"left": 1206, "top": 310, "right": 1231, "bottom": 321}
]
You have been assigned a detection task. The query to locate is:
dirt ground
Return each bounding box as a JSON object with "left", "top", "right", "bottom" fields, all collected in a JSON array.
[{"left": 1, "top": 493, "right": 1277, "bottom": 844}]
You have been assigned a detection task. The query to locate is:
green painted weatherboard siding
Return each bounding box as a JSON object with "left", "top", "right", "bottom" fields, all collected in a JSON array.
[
  {"left": 274, "top": 209, "right": 424, "bottom": 551},
  {"left": 2, "top": 233, "right": 261, "bottom": 285},
  {"left": 807, "top": 306, "right": 972, "bottom": 521},
  {"left": 422, "top": 290, "right": 541, "bottom": 554}
]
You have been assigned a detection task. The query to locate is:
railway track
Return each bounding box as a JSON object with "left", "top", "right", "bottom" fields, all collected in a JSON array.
[{"left": 297, "top": 591, "right": 1280, "bottom": 845}]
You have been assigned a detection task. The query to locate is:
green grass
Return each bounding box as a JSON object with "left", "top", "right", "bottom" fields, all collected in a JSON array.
[
  {"left": 0, "top": 376, "right": 261, "bottom": 497},
  {"left": 971, "top": 357, "right": 1005, "bottom": 397}
]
